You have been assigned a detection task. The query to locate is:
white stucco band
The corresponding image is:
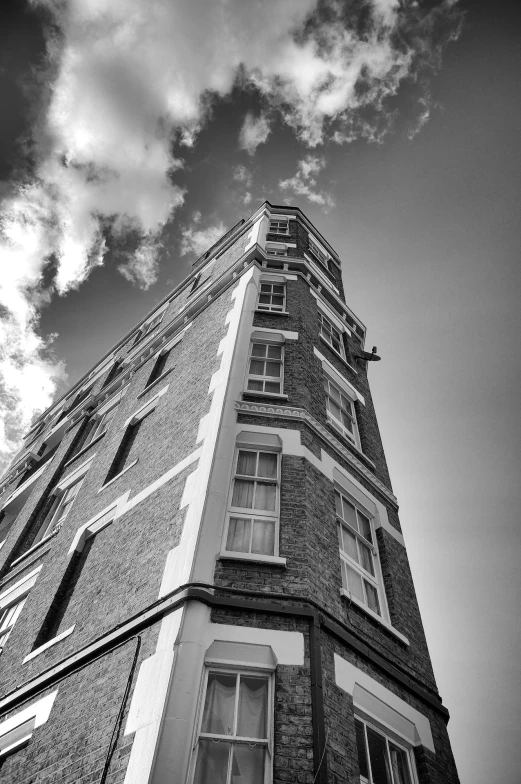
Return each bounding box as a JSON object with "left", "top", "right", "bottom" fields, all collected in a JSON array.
[
  {"left": 205, "top": 623, "right": 304, "bottom": 666},
  {"left": 334, "top": 654, "right": 435, "bottom": 753},
  {"left": 0, "top": 690, "right": 58, "bottom": 757}
]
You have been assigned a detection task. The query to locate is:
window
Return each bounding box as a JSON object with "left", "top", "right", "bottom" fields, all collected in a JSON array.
[
  {"left": 268, "top": 217, "right": 289, "bottom": 234},
  {"left": 324, "top": 377, "right": 358, "bottom": 445},
  {"left": 336, "top": 490, "right": 381, "bottom": 615},
  {"left": 308, "top": 236, "right": 333, "bottom": 273},
  {"left": 355, "top": 717, "right": 416, "bottom": 784},
  {"left": 0, "top": 598, "right": 27, "bottom": 653},
  {"left": 246, "top": 343, "right": 283, "bottom": 394},
  {"left": 257, "top": 282, "right": 286, "bottom": 313},
  {"left": 319, "top": 312, "right": 344, "bottom": 356},
  {"left": 193, "top": 669, "right": 271, "bottom": 784},
  {"left": 35, "top": 477, "right": 85, "bottom": 545},
  {"left": 145, "top": 349, "right": 170, "bottom": 388},
  {"left": 101, "top": 360, "right": 123, "bottom": 389},
  {"left": 225, "top": 449, "right": 279, "bottom": 557},
  {"left": 266, "top": 242, "right": 287, "bottom": 257},
  {"left": 83, "top": 403, "right": 119, "bottom": 448},
  {"left": 104, "top": 420, "right": 142, "bottom": 484},
  {"left": 132, "top": 312, "right": 164, "bottom": 346}
]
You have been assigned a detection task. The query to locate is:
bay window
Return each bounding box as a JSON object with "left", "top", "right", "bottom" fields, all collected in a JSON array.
[
  {"left": 257, "top": 282, "right": 286, "bottom": 313},
  {"left": 246, "top": 343, "right": 284, "bottom": 395}
]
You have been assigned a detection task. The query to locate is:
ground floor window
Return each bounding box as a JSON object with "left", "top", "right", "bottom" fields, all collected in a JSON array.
[
  {"left": 193, "top": 669, "right": 271, "bottom": 784},
  {"left": 355, "top": 716, "right": 416, "bottom": 784}
]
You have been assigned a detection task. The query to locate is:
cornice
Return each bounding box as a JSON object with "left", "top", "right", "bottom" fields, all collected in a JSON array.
[{"left": 235, "top": 400, "right": 398, "bottom": 508}]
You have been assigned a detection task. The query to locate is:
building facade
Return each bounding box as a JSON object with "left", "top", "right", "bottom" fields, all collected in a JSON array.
[{"left": 0, "top": 203, "right": 460, "bottom": 784}]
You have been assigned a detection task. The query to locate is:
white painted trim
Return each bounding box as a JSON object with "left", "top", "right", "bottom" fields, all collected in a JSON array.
[
  {"left": 219, "top": 552, "right": 287, "bottom": 566},
  {"left": 339, "top": 590, "right": 409, "bottom": 645},
  {"left": 97, "top": 459, "right": 138, "bottom": 492},
  {"left": 314, "top": 347, "right": 365, "bottom": 404},
  {"left": 334, "top": 654, "right": 434, "bottom": 753},
  {"left": 2, "top": 462, "right": 50, "bottom": 510},
  {"left": 123, "top": 384, "right": 169, "bottom": 428},
  {"left": 0, "top": 690, "right": 58, "bottom": 756},
  {"left": 260, "top": 273, "right": 298, "bottom": 282},
  {"left": 312, "top": 290, "right": 349, "bottom": 333},
  {"left": 206, "top": 624, "right": 304, "bottom": 666},
  {"left": 0, "top": 566, "right": 42, "bottom": 609},
  {"left": 23, "top": 626, "right": 75, "bottom": 663},
  {"left": 57, "top": 454, "right": 96, "bottom": 493},
  {"left": 250, "top": 327, "right": 298, "bottom": 341}
]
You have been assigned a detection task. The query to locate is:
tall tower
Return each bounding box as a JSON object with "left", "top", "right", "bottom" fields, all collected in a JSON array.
[{"left": 0, "top": 203, "right": 459, "bottom": 784}]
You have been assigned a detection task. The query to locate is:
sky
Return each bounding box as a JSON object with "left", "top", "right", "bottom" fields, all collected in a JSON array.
[{"left": 0, "top": 1, "right": 520, "bottom": 782}]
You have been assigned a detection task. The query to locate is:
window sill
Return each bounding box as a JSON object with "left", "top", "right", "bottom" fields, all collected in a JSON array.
[
  {"left": 9, "top": 534, "right": 58, "bottom": 570},
  {"left": 98, "top": 459, "right": 138, "bottom": 492},
  {"left": 137, "top": 368, "right": 173, "bottom": 399},
  {"left": 23, "top": 626, "right": 75, "bottom": 663},
  {"left": 339, "top": 589, "right": 409, "bottom": 646},
  {"left": 63, "top": 432, "right": 105, "bottom": 468},
  {"left": 319, "top": 336, "right": 358, "bottom": 375},
  {"left": 242, "top": 392, "right": 289, "bottom": 401},
  {"left": 254, "top": 309, "right": 290, "bottom": 317},
  {"left": 326, "top": 422, "right": 376, "bottom": 471},
  {"left": 219, "top": 552, "right": 287, "bottom": 567}
]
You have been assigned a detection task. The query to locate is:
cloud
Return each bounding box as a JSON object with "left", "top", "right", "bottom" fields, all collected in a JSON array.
[
  {"left": 239, "top": 113, "right": 271, "bottom": 155},
  {"left": 233, "top": 165, "right": 253, "bottom": 188},
  {"left": 279, "top": 156, "right": 335, "bottom": 208},
  {"left": 0, "top": 0, "right": 462, "bottom": 470},
  {"left": 180, "top": 212, "right": 226, "bottom": 257}
]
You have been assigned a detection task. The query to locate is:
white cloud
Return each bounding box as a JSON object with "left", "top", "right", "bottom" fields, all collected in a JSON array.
[
  {"left": 0, "top": 0, "right": 461, "bottom": 471},
  {"left": 233, "top": 165, "right": 253, "bottom": 188},
  {"left": 279, "top": 156, "right": 335, "bottom": 209},
  {"left": 239, "top": 113, "right": 271, "bottom": 155},
  {"left": 180, "top": 212, "right": 226, "bottom": 257}
]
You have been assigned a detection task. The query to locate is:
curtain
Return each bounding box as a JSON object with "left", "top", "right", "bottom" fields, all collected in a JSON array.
[
  {"left": 257, "top": 453, "right": 277, "bottom": 478},
  {"left": 232, "top": 479, "right": 254, "bottom": 509},
  {"left": 201, "top": 673, "right": 236, "bottom": 735},
  {"left": 389, "top": 743, "right": 412, "bottom": 784},
  {"left": 193, "top": 739, "right": 230, "bottom": 784},
  {"left": 237, "top": 451, "right": 256, "bottom": 476},
  {"left": 237, "top": 676, "right": 268, "bottom": 738},
  {"left": 227, "top": 518, "right": 251, "bottom": 553},
  {"left": 345, "top": 564, "right": 364, "bottom": 603},
  {"left": 252, "top": 520, "right": 275, "bottom": 556},
  {"left": 254, "top": 483, "right": 276, "bottom": 512},
  {"left": 231, "top": 745, "right": 265, "bottom": 784},
  {"left": 365, "top": 582, "right": 380, "bottom": 615}
]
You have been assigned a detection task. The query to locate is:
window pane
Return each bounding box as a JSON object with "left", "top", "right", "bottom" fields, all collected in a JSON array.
[
  {"left": 367, "top": 727, "right": 392, "bottom": 784},
  {"left": 264, "top": 381, "right": 281, "bottom": 394},
  {"left": 329, "top": 385, "right": 341, "bottom": 404},
  {"left": 335, "top": 491, "right": 343, "bottom": 518},
  {"left": 252, "top": 519, "right": 275, "bottom": 555},
  {"left": 193, "top": 739, "right": 230, "bottom": 784},
  {"left": 258, "top": 294, "right": 270, "bottom": 305},
  {"left": 254, "top": 482, "right": 276, "bottom": 512},
  {"left": 341, "top": 498, "right": 358, "bottom": 531},
  {"left": 272, "top": 296, "right": 284, "bottom": 308},
  {"left": 389, "top": 743, "right": 412, "bottom": 784},
  {"left": 247, "top": 380, "right": 263, "bottom": 391},
  {"left": 265, "top": 362, "right": 281, "bottom": 378},
  {"left": 358, "top": 513, "right": 373, "bottom": 543},
  {"left": 231, "top": 745, "right": 265, "bottom": 784},
  {"left": 359, "top": 542, "right": 374, "bottom": 575},
  {"left": 341, "top": 410, "right": 354, "bottom": 433},
  {"left": 273, "top": 285, "right": 284, "bottom": 294},
  {"left": 226, "top": 518, "right": 252, "bottom": 553},
  {"left": 251, "top": 344, "right": 266, "bottom": 358},
  {"left": 260, "top": 284, "right": 271, "bottom": 292},
  {"left": 201, "top": 673, "right": 237, "bottom": 735},
  {"left": 237, "top": 675, "right": 268, "bottom": 737},
  {"left": 345, "top": 564, "right": 364, "bottom": 602},
  {"left": 257, "top": 453, "right": 277, "bottom": 478},
  {"left": 249, "top": 359, "right": 265, "bottom": 376},
  {"left": 267, "top": 345, "right": 282, "bottom": 359},
  {"left": 355, "top": 719, "right": 369, "bottom": 780},
  {"left": 365, "top": 582, "right": 380, "bottom": 615},
  {"left": 232, "top": 479, "right": 254, "bottom": 509},
  {"left": 341, "top": 527, "right": 359, "bottom": 562},
  {"left": 237, "top": 451, "right": 257, "bottom": 476}
]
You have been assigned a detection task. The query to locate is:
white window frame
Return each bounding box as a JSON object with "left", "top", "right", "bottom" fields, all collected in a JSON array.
[
  {"left": 222, "top": 447, "right": 281, "bottom": 560},
  {"left": 336, "top": 488, "right": 383, "bottom": 618},
  {"left": 307, "top": 235, "right": 332, "bottom": 271},
  {"left": 256, "top": 281, "right": 286, "bottom": 313},
  {"left": 191, "top": 666, "right": 274, "bottom": 784},
  {"left": 324, "top": 376, "right": 360, "bottom": 447},
  {"left": 266, "top": 241, "right": 287, "bottom": 257},
  {"left": 132, "top": 310, "right": 165, "bottom": 346},
  {"left": 0, "top": 566, "right": 41, "bottom": 656},
  {"left": 355, "top": 714, "right": 419, "bottom": 784},
  {"left": 246, "top": 342, "right": 284, "bottom": 396},
  {"left": 268, "top": 217, "right": 289, "bottom": 235},
  {"left": 0, "top": 690, "right": 58, "bottom": 758},
  {"left": 34, "top": 476, "right": 85, "bottom": 546},
  {"left": 83, "top": 400, "right": 120, "bottom": 448},
  {"left": 319, "top": 311, "right": 345, "bottom": 358}
]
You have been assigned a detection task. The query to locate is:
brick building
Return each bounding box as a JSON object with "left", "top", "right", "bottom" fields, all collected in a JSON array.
[{"left": 0, "top": 202, "right": 460, "bottom": 784}]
